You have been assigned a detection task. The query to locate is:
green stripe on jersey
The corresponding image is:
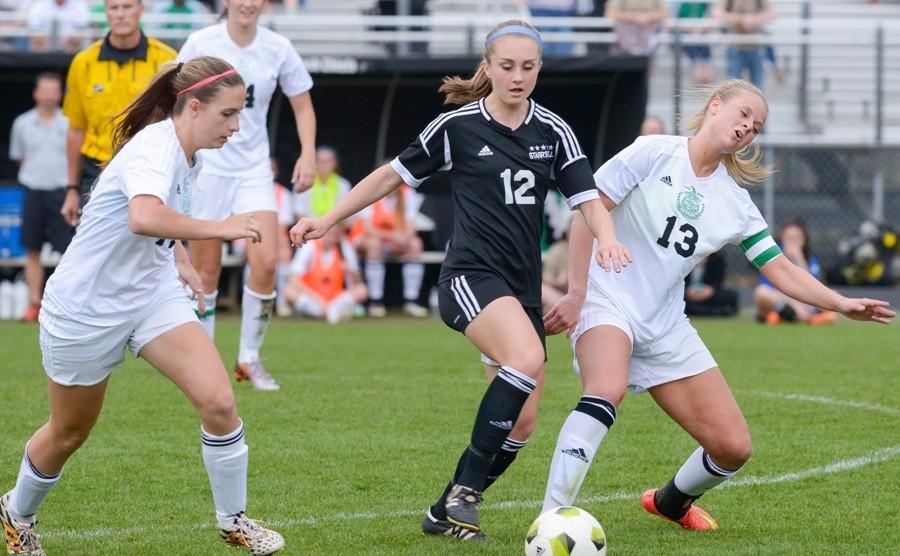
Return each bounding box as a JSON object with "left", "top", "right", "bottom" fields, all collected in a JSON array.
[
  {"left": 740, "top": 229, "right": 770, "bottom": 252},
  {"left": 752, "top": 245, "right": 782, "bottom": 269}
]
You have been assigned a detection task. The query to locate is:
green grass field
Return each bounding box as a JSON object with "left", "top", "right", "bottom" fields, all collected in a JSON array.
[{"left": 1, "top": 316, "right": 898, "bottom": 555}]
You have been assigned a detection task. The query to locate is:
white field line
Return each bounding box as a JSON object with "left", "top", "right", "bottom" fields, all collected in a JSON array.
[
  {"left": 750, "top": 391, "right": 900, "bottom": 416},
  {"left": 44, "top": 444, "right": 900, "bottom": 540},
  {"left": 44, "top": 393, "right": 899, "bottom": 540}
]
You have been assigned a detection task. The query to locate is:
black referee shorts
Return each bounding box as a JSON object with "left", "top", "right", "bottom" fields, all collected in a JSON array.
[
  {"left": 21, "top": 187, "right": 73, "bottom": 253},
  {"left": 437, "top": 271, "right": 546, "bottom": 354}
]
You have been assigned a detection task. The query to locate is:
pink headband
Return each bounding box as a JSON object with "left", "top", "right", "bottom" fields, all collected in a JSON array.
[{"left": 176, "top": 69, "right": 238, "bottom": 97}]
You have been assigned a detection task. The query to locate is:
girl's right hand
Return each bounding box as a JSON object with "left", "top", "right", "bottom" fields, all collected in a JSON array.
[
  {"left": 544, "top": 291, "right": 586, "bottom": 337},
  {"left": 290, "top": 217, "right": 330, "bottom": 247},
  {"left": 219, "top": 214, "right": 262, "bottom": 242}
]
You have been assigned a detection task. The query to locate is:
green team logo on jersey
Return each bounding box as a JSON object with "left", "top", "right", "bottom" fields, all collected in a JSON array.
[{"left": 677, "top": 186, "right": 705, "bottom": 220}]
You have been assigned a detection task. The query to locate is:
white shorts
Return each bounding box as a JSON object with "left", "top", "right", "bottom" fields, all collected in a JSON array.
[
  {"left": 571, "top": 294, "right": 717, "bottom": 394},
  {"left": 190, "top": 171, "right": 276, "bottom": 220},
  {"left": 39, "top": 286, "right": 198, "bottom": 387}
]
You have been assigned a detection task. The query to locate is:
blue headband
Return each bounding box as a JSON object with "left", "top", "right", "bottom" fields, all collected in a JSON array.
[{"left": 485, "top": 25, "right": 543, "bottom": 48}]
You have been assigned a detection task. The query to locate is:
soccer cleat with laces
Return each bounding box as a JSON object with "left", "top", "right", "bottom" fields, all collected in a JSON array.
[
  {"left": 1, "top": 492, "right": 45, "bottom": 556},
  {"left": 444, "top": 484, "right": 483, "bottom": 532},
  {"left": 219, "top": 512, "right": 284, "bottom": 555},
  {"left": 421, "top": 508, "right": 485, "bottom": 540},
  {"left": 641, "top": 489, "right": 719, "bottom": 531},
  {"left": 234, "top": 359, "right": 280, "bottom": 391}
]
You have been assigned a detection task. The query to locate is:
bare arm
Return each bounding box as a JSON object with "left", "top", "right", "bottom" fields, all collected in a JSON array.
[
  {"left": 576, "top": 195, "right": 630, "bottom": 272},
  {"left": 128, "top": 195, "right": 261, "bottom": 242},
  {"left": 61, "top": 127, "right": 87, "bottom": 225},
  {"left": 760, "top": 256, "right": 895, "bottom": 324},
  {"left": 290, "top": 164, "right": 404, "bottom": 245},
  {"left": 288, "top": 92, "right": 317, "bottom": 191}
]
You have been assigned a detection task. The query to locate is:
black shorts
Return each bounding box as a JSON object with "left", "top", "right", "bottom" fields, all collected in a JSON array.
[
  {"left": 21, "top": 187, "right": 73, "bottom": 253},
  {"left": 437, "top": 271, "right": 546, "bottom": 355},
  {"left": 79, "top": 156, "right": 102, "bottom": 207}
]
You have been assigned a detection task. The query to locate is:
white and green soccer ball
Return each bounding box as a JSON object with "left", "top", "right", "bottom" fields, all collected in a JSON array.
[{"left": 524, "top": 506, "right": 607, "bottom": 556}]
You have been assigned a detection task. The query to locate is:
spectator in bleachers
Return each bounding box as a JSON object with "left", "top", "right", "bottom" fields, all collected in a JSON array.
[
  {"left": 8, "top": 72, "right": 71, "bottom": 322},
  {"left": 753, "top": 218, "right": 838, "bottom": 325},
  {"left": 516, "top": 0, "right": 594, "bottom": 57},
  {"left": 26, "top": 0, "right": 90, "bottom": 53},
  {"left": 148, "top": 0, "right": 210, "bottom": 47},
  {"left": 349, "top": 185, "right": 427, "bottom": 318},
  {"left": 605, "top": 0, "right": 668, "bottom": 56},
  {"left": 713, "top": 0, "right": 775, "bottom": 89},
  {"left": 292, "top": 146, "right": 351, "bottom": 220},
  {"left": 60, "top": 0, "right": 176, "bottom": 226},
  {"left": 677, "top": 1, "right": 716, "bottom": 84},
  {"left": 684, "top": 253, "right": 738, "bottom": 316},
  {"left": 640, "top": 113, "right": 665, "bottom": 135},
  {"left": 284, "top": 226, "right": 367, "bottom": 324}
]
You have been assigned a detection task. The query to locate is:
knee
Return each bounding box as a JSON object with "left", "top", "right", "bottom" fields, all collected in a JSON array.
[
  {"left": 706, "top": 433, "right": 753, "bottom": 469},
  {"left": 48, "top": 421, "right": 93, "bottom": 454},
  {"left": 252, "top": 251, "right": 278, "bottom": 277},
  {"left": 198, "top": 266, "right": 221, "bottom": 292},
  {"left": 509, "top": 349, "right": 545, "bottom": 379},
  {"left": 198, "top": 389, "right": 238, "bottom": 430}
]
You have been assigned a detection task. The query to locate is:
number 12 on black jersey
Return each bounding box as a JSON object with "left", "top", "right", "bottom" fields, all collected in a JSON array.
[{"left": 501, "top": 169, "right": 536, "bottom": 205}]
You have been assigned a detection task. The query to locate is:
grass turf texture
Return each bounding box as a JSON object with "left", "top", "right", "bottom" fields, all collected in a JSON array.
[{"left": 1, "top": 317, "right": 898, "bottom": 555}]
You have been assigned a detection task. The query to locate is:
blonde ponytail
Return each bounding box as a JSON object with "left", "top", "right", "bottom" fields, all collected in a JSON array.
[{"left": 681, "top": 79, "right": 773, "bottom": 185}]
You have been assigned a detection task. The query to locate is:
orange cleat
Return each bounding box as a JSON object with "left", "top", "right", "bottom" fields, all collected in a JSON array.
[
  {"left": 641, "top": 489, "right": 719, "bottom": 531},
  {"left": 21, "top": 305, "right": 39, "bottom": 323},
  {"left": 764, "top": 311, "right": 781, "bottom": 325},
  {"left": 808, "top": 311, "right": 838, "bottom": 326}
]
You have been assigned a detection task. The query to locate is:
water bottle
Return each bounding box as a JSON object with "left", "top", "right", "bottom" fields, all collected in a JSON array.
[
  {"left": 0, "top": 281, "right": 13, "bottom": 320},
  {"left": 12, "top": 280, "right": 29, "bottom": 320}
]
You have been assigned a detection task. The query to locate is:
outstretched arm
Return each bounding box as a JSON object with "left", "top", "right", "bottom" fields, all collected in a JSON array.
[
  {"left": 576, "top": 195, "right": 631, "bottom": 272},
  {"left": 760, "top": 256, "right": 895, "bottom": 324},
  {"left": 290, "top": 164, "right": 404, "bottom": 245}
]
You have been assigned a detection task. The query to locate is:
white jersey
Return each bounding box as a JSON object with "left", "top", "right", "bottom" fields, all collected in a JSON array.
[
  {"left": 43, "top": 119, "right": 200, "bottom": 326},
  {"left": 589, "top": 135, "right": 781, "bottom": 340},
  {"left": 177, "top": 23, "right": 313, "bottom": 177}
]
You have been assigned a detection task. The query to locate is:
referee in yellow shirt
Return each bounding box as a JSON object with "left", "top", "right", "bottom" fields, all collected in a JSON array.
[{"left": 61, "top": 0, "right": 176, "bottom": 225}]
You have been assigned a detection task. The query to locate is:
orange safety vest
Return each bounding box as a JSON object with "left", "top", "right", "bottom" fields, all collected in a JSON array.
[
  {"left": 348, "top": 186, "right": 407, "bottom": 242},
  {"left": 300, "top": 241, "right": 345, "bottom": 303}
]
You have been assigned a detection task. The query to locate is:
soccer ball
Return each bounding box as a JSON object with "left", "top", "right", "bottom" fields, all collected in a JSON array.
[{"left": 524, "top": 506, "right": 607, "bottom": 556}]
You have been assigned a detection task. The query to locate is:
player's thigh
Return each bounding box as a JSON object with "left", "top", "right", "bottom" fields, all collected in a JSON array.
[
  {"left": 649, "top": 368, "right": 750, "bottom": 462},
  {"left": 131, "top": 290, "right": 237, "bottom": 430},
  {"left": 466, "top": 298, "right": 544, "bottom": 377},
  {"left": 46, "top": 377, "right": 109, "bottom": 437}
]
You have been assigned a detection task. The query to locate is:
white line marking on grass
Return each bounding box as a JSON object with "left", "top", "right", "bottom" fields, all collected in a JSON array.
[
  {"left": 751, "top": 391, "right": 900, "bottom": 416},
  {"left": 43, "top": 446, "right": 900, "bottom": 540}
]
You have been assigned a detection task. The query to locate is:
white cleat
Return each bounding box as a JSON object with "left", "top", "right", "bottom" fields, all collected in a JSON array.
[
  {"left": 1, "top": 492, "right": 45, "bottom": 556},
  {"left": 234, "top": 359, "right": 281, "bottom": 391},
  {"left": 219, "top": 513, "right": 285, "bottom": 555}
]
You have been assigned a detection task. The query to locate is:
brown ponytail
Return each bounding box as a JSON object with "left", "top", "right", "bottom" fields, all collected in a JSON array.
[
  {"left": 439, "top": 19, "right": 541, "bottom": 106},
  {"left": 111, "top": 56, "right": 244, "bottom": 158},
  {"left": 681, "top": 79, "right": 773, "bottom": 185}
]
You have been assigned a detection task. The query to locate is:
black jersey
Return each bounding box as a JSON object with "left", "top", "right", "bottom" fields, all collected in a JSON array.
[{"left": 391, "top": 98, "right": 599, "bottom": 307}]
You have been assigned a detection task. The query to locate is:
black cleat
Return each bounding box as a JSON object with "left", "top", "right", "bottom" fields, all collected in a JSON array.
[
  {"left": 421, "top": 508, "right": 486, "bottom": 540},
  {"left": 444, "top": 484, "right": 483, "bottom": 532}
]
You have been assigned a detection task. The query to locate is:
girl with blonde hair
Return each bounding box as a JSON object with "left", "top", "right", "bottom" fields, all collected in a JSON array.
[{"left": 540, "top": 79, "right": 894, "bottom": 531}]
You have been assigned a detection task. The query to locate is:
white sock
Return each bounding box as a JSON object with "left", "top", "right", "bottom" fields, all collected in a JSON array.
[
  {"left": 8, "top": 445, "right": 61, "bottom": 524},
  {"left": 238, "top": 287, "right": 275, "bottom": 363},
  {"left": 201, "top": 421, "right": 248, "bottom": 530},
  {"left": 542, "top": 396, "right": 617, "bottom": 512},
  {"left": 673, "top": 447, "right": 741, "bottom": 496},
  {"left": 365, "top": 260, "right": 385, "bottom": 301},
  {"left": 294, "top": 293, "right": 325, "bottom": 318},
  {"left": 402, "top": 262, "right": 424, "bottom": 302},
  {"left": 192, "top": 290, "right": 218, "bottom": 340}
]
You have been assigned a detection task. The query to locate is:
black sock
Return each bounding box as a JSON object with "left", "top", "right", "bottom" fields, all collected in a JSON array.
[
  {"left": 456, "top": 366, "right": 536, "bottom": 491},
  {"left": 484, "top": 437, "right": 527, "bottom": 490},
  {"left": 430, "top": 448, "right": 469, "bottom": 521},
  {"left": 654, "top": 478, "right": 696, "bottom": 520}
]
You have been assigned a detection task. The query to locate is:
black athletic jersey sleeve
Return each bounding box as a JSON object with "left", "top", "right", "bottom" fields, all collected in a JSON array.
[
  {"left": 532, "top": 104, "right": 599, "bottom": 209},
  {"left": 390, "top": 102, "right": 482, "bottom": 188}
]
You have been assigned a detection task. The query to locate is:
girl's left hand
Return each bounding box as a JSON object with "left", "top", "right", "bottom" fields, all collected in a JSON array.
[
  {"left": 595, "top": 240, "right": 633, "bottom": 273},
  {"left": 291, "top": 150, "right": 317, "bottom": 193},
  {"left": 176, "top": 259, "right": 205, "bottom": 315},
  {"left": 837, "top": 297, "right": 895, "bottom": 324}
]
